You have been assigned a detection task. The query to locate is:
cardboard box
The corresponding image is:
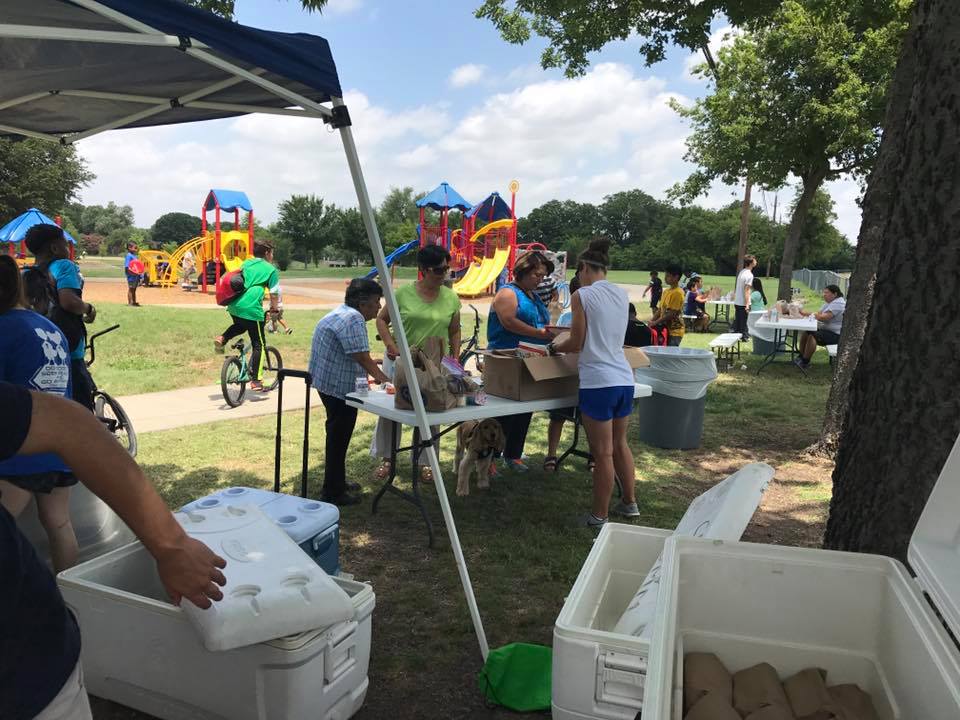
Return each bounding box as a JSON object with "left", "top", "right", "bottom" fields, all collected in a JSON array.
[{"left": 482, "top": 347, "right": 649, "bottom": 401}]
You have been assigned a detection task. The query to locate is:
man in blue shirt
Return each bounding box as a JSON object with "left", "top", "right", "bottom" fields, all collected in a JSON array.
[
  {"left": 0, "top": 383, "right": 227, "bottom": 720},
  {"left": 309, "top": 278, "right": 389, "bottom": 505},
  {"left": 25, "top": 224, "right": 97, "bottom": 410},
  {"left": 124, "top": 241, "right": 142, "bottom": 307}
]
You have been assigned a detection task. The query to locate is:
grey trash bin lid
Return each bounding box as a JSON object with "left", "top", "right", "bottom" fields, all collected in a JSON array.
[{"left": 634, "top": 346, "right": 718, "bottom": 399}]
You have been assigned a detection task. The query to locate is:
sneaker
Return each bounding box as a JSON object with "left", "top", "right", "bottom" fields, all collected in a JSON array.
[
  {"left": 249, "top": 381, "right": 265, "bottom": 392},
  {"left": 322, "top": 491, "right": 362, "bottom": 507},
  {"left": 213, "top": 337, "right": 225, "bottom": 354},
  {"left": 576, "top": 513, "right": 607, "bottom": 529},
  {"left": 505, "top": 458, "right": 529, "bottom": 473},
  {"left": 612, "top": 501, "right": 641, "bottom": 518}
]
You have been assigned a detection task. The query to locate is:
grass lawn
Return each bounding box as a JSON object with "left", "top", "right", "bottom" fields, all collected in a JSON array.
[{"left": 114, "top": 341, "right": 834, "bottom": 719}]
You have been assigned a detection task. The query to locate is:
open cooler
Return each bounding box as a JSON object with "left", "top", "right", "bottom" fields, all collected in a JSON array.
[
  {"left": 553, "top": 464, "right": 773, "bottom": 720},
  {"left": 58, "top": 539, "right": 374, "bottom": 720},
  {"left": 642, "top": 432, "right": 960, "bottom": 720},
  {"left": 181, "top": 486, "right": 341, "bottom": 575}
]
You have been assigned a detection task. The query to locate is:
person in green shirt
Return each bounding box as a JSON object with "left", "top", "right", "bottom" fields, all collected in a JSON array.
[
  {"left": 214, "top": 241, "right": 280, "bottom": 391},
  {"left": 371, "top": 244, "right": 461, "bottom": 481}
]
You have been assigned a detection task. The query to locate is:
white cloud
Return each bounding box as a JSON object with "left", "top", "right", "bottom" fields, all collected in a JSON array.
[
  {"left": 684, "top": 26, "right": 740, "bottom": 80},
  {"left": 324, "top": 0, "right": 364, "bottom": 15},
  {"left": 448, "top": 64, "right": 488, "bottom": 89},
  {"left": 75, "top": 61, "right": 860, "bottom": 252}
]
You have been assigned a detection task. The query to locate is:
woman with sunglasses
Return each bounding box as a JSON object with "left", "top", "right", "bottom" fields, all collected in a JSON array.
[
  {"left": 373, "top": 244, "right": 461, "bottom": 481},
  {"left": 486, "top": 250, "right": 557, "bottom": 472}
]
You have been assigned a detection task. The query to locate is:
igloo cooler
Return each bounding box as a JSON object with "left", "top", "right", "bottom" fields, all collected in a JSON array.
[
  {"left": 182, "top": 486, "right": 341, "bottom": 575},
  {"left": 552, "top": 464, "right": 773, "bottom": 720},
  {"left": 58, "top": 504, "right": 374, "bottom": 720},
  {"left": 642, "top": 431, "right": 960, "bottom": 720}
]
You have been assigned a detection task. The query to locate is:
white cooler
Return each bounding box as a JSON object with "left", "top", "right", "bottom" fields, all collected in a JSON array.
[
  {"left": 643, "top": 432, "right": 960, "bottom": 719},
  {"left": 57, "top": 505, "right": 374, "bottom": 720},
  {"left": 552, "top": 464, "right": 773, "bottom": 720}
]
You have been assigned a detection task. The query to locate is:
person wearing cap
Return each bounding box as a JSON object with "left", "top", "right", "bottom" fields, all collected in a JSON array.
[
  {"left": 214, "top": 241, "right": 279, "bottom": 392},
  {"left": 24, "top": 224, "right": 97, "bottom": 411},
  {"left": 124, "top": 242, "right": 142, "bottom": 307},
  {"left": 487, "top": 250, "right": 557, "bottom": 472}
]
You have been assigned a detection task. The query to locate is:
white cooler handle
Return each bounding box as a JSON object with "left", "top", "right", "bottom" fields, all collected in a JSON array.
[{"left": 324, "top": 621, "right": 358, "bottom": 685}]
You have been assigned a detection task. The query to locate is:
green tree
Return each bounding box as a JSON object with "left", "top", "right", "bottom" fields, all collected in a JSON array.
[
  {"left": 276, "top": 194, "right": 329, "bottom": 268},
  {"left": 151, "top": 212, "right": 202, "bottom": 248},
  {"left": 670, "top": 0, "right": 909, "bottom": 300},
  {"left": 327, "top": 207, "right": 372, "bottom": 267},
  {"left": 78, "top": 201, "right": 135, "bottom": 236},
  {"left": 518, "top": 199, "right": 599, "bottom": 253},
  {"left": 794, "top": 189, "right": 854, "bottom": 269},
  {"left": 377, "top": 186, "right": 420, "bottom": 258},
  {"left": 0, "top": 139, "right": 93, "bottom": 221},
  {"left": 597, "top": 190, "right": 672, "bottom": 250},
  {"left": 188, "top": 0, "right": 327, "bottom": 20}
]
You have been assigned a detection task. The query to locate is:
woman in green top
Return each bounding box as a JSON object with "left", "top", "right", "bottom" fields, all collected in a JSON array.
[
  {"left": 750, "top": 277, "right": 767, "bottom": 311},
  {"left": 214, "top": 241, "right": 279, "bottom": 391},
  {"left": 372, "top": 245, "right": 461, "bottom": 480}
]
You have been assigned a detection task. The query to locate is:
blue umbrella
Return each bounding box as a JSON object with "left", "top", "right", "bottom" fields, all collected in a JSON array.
[
  {"left": 0, "top": 208, "right": 77, "bottom": 246},
  {"left": 416, "top": 182, "right": 472, "bottom": 211}
]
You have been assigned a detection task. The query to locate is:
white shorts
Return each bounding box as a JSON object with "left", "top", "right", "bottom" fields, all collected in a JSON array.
[{"left": 34, "top": 661, "right": 92, "bottom": 720}]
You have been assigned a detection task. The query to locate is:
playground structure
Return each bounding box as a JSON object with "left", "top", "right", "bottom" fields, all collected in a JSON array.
[
  {"left": 1, "top": 208, "right": 76, "bottom": 266},
  {"left": 141, "top": 189, "right": 254, "bottom": 291}
]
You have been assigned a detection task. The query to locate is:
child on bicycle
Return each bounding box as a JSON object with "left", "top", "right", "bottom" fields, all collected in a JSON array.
[{"left": 214, "top": 241, "right": 279, "bottom": 392}]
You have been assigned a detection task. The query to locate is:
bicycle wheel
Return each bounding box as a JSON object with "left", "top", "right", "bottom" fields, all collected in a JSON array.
[
  {"left": 221, "top": 356, "right": 246, "bottom": 407},
  {"left": 94, "top": 391, "right": 138, "bottom": 457},
  {"left": 261, "top": 347, "right": 283, "bottom": 391}
]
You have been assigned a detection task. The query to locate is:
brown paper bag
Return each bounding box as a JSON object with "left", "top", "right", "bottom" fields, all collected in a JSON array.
[
  {"left": 685, "top": 691, "right": 741, "bottom": 720},
  {"left": 745, "top": 705, "right": 796, "bottom": 720},
  {"left": 393, "top": 336, "right": 457, "bottom": 412},
  {"left": 733, "top": 663, "right": 790, "bottom": 717},
  {"left": 827, "top": 684, "right": 879, "bottom": 720},
  {"left": 684, "top": 653, "right": 733, "bottom": 714},
  {"left": 784, "top": 668, "right": 831, "bottom": 717}
]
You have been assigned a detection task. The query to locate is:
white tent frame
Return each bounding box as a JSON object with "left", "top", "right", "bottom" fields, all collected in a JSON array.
[{"left": 0, "top": 0, "right": 489, "bottom": 660}]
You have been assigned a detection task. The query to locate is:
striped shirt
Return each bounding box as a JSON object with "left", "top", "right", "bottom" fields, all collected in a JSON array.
[{"left": 309, "top": 305, "right": 370, "bottom": 399}]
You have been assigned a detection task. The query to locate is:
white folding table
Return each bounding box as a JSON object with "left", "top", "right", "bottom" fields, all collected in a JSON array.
[
  {"left": 346, "top": 384, "right": 652, "bottom": 545},
  {"left": 754, "top": 315, "right": 818, "bottom": 375},
  {"left": 706, "top": 299, "right": 736, "bottom": 330}
]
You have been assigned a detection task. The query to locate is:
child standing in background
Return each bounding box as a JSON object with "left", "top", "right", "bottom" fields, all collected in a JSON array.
[{"left": 641, "top": 270, "right": 663, "bottom": 315}]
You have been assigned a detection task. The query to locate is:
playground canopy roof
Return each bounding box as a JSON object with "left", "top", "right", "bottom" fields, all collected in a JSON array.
[
  {"left": 0, "top": 208, "right": 76, "bottom": 245},
  {"left": 204, "top": 189, "right": 253, "bottom": 214},
  {"left": 0, "top": 0, "right": 342, "bottom": 140},
  {"left": 465, "top": 192, "right": 512, "bottom": 222},
  {"left": 417, "top": 182, "right": 472, "bottom": 212}
]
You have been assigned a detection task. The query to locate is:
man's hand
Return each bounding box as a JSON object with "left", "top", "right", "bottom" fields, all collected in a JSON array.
[
  {"left": 154, "top": 535, "right": 227, "bottom": 609},
  {"left": 83, "top": 303, "right": 97, "bottom": 324},
  {"left": 372, "top": 367, "right": 390, "bottom": 385}
]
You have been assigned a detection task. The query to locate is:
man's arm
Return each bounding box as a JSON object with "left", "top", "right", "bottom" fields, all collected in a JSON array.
[
  {"left": 20, "top": 392, "right": 226, "bottom": 609},
  {"left": 350, "top": 352, "right": 389, "bottom": 385},
  {"left": 743, "top": 277, "right": 752, "bottom": 307}
]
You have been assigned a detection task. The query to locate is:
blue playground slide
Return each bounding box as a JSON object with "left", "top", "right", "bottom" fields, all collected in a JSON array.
[{"left": 365, "top": 239, "right": 419, "bottom": 279}]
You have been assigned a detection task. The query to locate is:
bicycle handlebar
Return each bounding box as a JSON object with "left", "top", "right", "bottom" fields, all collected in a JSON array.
[{"left": 85, "top": 324, "right": 120, "bottom": 368}]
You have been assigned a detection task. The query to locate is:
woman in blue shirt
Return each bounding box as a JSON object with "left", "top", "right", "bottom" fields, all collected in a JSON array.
[
  {"left": 487, "top": 251, "right": 556, "bottom": 472},
  {"left": 0, "top": 256, "right": 79, "bottom": 571}
]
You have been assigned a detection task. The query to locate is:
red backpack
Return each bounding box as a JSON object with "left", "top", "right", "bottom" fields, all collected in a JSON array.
[{"left": 216, "top": 269, "right": 246, "bottom": 306}]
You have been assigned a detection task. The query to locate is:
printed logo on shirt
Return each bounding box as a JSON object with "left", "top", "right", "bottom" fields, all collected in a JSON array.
[{"left": 30, "top": 327, "right": 70, "bottom": 394}]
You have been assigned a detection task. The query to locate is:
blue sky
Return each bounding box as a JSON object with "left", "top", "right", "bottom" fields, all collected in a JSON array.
[{"left": 76, "top": 0, "right": 861, "bottom": 241}]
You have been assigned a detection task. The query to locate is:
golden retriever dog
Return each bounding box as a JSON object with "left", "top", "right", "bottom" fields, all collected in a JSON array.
[{"left": 454, "top": 418, "right": 506, "bottom": 496}]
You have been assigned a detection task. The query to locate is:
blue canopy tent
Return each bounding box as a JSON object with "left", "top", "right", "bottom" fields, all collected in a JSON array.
[
  {"left": 0, "top": 0, "right": 489, "bottom": 665},
  {"left": 417, "top": 182, "right": 472, "bottom": 211},
  {"left": 0, "top": 208, "right": 77, "bottom": 249}
]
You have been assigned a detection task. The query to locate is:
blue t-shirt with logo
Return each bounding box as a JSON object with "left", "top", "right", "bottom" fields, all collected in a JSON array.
[
  {"left": 125, "top": 252, "right": 139, "bottom": 279},
  {"left": 47, "top": 259, "right": 85, "bottom": 360},
  {"left": 0, "top": 309, "right": 72, "bottom": 475}
]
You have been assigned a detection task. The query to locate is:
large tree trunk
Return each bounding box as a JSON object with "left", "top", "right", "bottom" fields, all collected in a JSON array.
[
  {"left": 737, "top": 174, "right": 752, "bottom": 274},
  {"left": 809, "top": 19, "right": 920, "bottom": 458},
  {"left": 776, "top": 168, "right": 827, "bottom": 301},
  {"left": 824, "top": 0, "right": 960, "bottom": 560}
]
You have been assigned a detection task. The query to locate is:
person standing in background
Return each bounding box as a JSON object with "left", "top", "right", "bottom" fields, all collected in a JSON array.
[
  {"left": 649, "top": 264, "right": 685, "bottom": 346},
  {"left": 733, "top": 255, "right": 757, "bottom": 341},
  {"left": 124, "top": 242, "right": 141, "bottom": 307},
  {"left": 641, "top": 270, "right": 663, "bottom": 316}
]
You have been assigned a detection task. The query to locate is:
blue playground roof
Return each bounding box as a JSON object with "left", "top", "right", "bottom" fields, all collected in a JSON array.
[
  {"left": 465, "top": 192, "right": 513, "bottom": 222},
  {"left": 0, "top": 209, "right": 76, "bottom": 245},
  {"left": 417, "top": 182, "right": 472, "bottom": 212},
  {"left": 205, "top": 190, "right": 253, "bottom": 213}
]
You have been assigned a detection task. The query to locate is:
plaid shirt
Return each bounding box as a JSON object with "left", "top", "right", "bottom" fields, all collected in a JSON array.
[{"left": 309, "top": 304, "right": 370, "bottom": 399}]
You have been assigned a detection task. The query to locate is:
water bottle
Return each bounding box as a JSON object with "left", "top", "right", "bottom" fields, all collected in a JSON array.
[{"left": 354, "top": 376, "right": 370, "bottom": 397}]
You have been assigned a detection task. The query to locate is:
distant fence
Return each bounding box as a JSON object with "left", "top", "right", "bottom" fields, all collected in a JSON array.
[{"left": 792, "top": 268, "right": 851, "bottom": 295}]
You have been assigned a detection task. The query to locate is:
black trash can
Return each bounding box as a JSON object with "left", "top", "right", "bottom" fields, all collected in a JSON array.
[{"left": 634, "top": 347, "right": 717, "bottom": 450}]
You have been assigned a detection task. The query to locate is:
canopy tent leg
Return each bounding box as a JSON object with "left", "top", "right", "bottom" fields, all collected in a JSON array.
[{"left": 334, "top": 98, "right": 490, "bottom": 662}]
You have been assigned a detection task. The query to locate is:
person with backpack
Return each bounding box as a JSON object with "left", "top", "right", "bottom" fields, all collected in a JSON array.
[
  {"left": 214, "top": 241, "right": 279, "bottom": 392},
  {"left": 23, "top": 224, "right": 97, "bottom": 411}
]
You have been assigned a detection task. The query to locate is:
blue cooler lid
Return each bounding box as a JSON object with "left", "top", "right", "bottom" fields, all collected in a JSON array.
[
  {"left": 259, "top": 495, "right": 340, "bottom": 545},
  {"left": 180, "top": 486, "right": 279, "bottom": 513}
]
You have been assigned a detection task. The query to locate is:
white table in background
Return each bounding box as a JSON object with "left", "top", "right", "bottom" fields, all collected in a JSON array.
[
  {"left": 706, "top": 299, "right": 737, "bottom": 330},
  {"left": 754, "top": 315, "right": 818, "bottom": 375},
  {"left": 346, "top": 384, "right": 652, "bottom": 545}
]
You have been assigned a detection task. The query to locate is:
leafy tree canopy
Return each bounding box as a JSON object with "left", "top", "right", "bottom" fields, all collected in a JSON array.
[
  {"left": 151, "top": 212, "right": 203, "bottom": 248},
  {"left": 0, "top": 139, "right": 93, "bottom": 222},
  {"left": 187, "top": 0, "right": 327, "bottom": 20}
]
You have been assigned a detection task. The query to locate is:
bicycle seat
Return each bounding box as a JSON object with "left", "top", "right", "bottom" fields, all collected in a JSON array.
[{"left": 231, "top": 340, "right": 245, "bottom": 350}]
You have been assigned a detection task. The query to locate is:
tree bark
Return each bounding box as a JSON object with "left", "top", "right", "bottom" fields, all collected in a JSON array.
[
  {"left": 777, "top": 169, "right": 827, "bottom": 301},
  {"left": 824, "top": 0, "right": 960, "bottom": 560},
  {"left": 809, "top": 14, "right": 920, "bottom": 458},
  {"left": 737, "top": 174, "right": 752, "bottom": 274}
]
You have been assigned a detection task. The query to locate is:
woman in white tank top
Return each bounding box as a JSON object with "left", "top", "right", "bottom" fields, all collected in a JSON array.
[{"left": 551, "top": 239, "right": 640, "bottom": 528}]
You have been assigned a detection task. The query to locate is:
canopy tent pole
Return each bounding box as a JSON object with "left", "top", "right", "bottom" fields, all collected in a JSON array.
[{"left": 333, "top": 97, "right": 490, "bottom": 661}]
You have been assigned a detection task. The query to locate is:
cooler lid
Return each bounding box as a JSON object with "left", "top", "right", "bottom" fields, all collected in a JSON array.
[{"left": 908, "top": 430, "right": 960, "bottom": 640}]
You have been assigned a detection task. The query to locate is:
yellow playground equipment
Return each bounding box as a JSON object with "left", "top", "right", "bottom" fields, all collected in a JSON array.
[
  {"left": 140, "top": 189, "right": 255, "bottom": 291},
  {"left": 451, "top": 218, "right": 514, "bottom": 297}
]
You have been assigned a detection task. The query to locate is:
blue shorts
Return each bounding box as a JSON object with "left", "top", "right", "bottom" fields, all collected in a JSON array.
[{"left": 578, "top": 386, "right": 634, "bottom": 422}]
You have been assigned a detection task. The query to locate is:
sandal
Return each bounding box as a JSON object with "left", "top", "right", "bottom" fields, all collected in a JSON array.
[
  {"left": 374, "top": 461, "right": 392, "bottom": 480},
  {"left": 419, "top": 465, "right": 434, "bottom": 484},
  {"left": 543, "top": 456, "right": 559, "bottom": 473}
]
